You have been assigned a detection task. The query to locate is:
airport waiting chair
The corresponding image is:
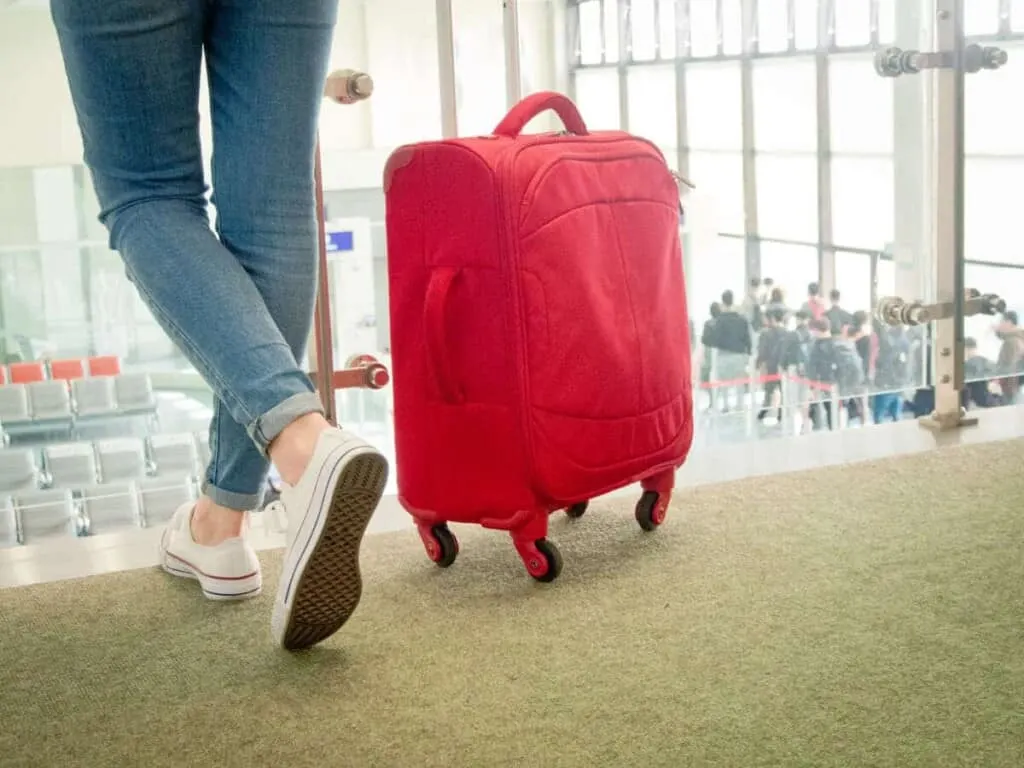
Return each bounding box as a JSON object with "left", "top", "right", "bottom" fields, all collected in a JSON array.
[
  {"left": 0, "top": 447, "right": 39, "bottom": 493},
  {"left": 27, "top": 380, "right": 73, "bottom": 421},
  {"left": 8, "top": 361, "right": 45, "bottom": 385},
  {"left": 13, "top": 488, "right": 80, "bottom": 542},
  {"left": 148, "top": 433, "right": 199, "bottom": 479},
  {"left": 72, "top": 377, "right": 118, "bottom": 417},
  {"left": 49, "top": 359, "right": 86, "bottom": 381},
  {"left": 139, "top": 476, "right": 196, "bottom": 527},
  {"left": 79, "top": 482, "right": 142, "bottom": 535},
  {"left": 42, "top": 442, "right": 98, "bottom": 488},
  {"left": 0, "top": 384, "right": 30, "bottom": 424},
  {"left": 88, "top": 356, "right": 121, "bottom": 377},
  {"left": 114, "top": 374, "right": 156, "bottom": 413},
  {"left": 96, "top": 438, "right": 148, "bottom": 483}
]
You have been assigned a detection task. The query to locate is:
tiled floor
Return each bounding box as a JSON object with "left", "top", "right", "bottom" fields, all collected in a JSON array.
[{"left": 2, "top": 403, "right": 1022, "bottom": 589}]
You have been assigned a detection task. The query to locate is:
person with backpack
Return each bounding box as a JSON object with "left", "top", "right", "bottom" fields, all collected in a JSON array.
[
  {"left": 755, "top": 308, "right": 789, "bottom": 423},
  {"left": 849, "top": 312, "right": 875, "bottom": 423},
  {"left": 698, "top": 302, "right": 722, "bottom": 410},
  {"left": 788, "top": 310, "right": 813, "bottom": 430},
  {"left": 825, "top": 289, "right": 855, "bottom": 336},
  {"left": 800, "top": 282, "right": 827, "bottom": 322},
  {"left": 833, "top": 326, "right": 866, "bottom": 423},
  {"left": 805, "top": 318, "right": 838, "bottom": 430},
  {"left": 872, "top": 325, "right": 911, "bottom": 422}
]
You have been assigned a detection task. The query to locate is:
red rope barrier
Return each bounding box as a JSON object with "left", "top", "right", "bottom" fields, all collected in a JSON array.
[{"left": 698, "top": 372, "right": 835, "bottom": 394}]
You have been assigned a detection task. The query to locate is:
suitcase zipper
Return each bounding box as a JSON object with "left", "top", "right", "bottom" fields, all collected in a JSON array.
[
  {"left": 494, "top": 149, "right": 538, "bottom": 488},
  {"left": 518, "top": 150, "right": 680, "bottom": 227}
]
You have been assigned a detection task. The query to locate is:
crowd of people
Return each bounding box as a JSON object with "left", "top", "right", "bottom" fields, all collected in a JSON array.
[{"left": 691, "top": 278, "right": 1024, "bottom": 432}]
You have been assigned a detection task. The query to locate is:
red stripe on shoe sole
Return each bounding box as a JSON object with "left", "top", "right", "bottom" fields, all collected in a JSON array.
[{"left": 165, "top": 551, "right": 259, "bottom": 581}]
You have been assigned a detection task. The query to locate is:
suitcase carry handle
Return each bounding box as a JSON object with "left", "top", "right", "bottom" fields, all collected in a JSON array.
[
  {"left": 424, "top": 267, "right": 465, "bottom": 404},
  {"left": 493, "top": 91, "right": 589, "bottom": 138}
]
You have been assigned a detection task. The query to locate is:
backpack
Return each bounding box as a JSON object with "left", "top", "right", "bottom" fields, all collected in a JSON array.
[
  {"left": 874, "top": 331, "right": 910, "bottom": 389},
  {"left": 833, "top": 341, "right": 865, "bottom": 393},
  {"left": 781, "top": 328, "right": 808, "bottom": 370},
  {"left": 758, "top": 326, "right": 789, "bottom": 373}
]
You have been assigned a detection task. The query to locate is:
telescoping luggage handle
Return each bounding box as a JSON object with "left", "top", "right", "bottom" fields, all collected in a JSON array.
[
  {"left": 310, "top": 69, "right": 391, "bottom": 427},
  {"left": 493, "top": 91, "right": 590, "bottom": 138}
]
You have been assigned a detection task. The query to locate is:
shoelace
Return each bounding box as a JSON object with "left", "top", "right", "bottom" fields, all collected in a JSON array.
[{"left": 264, "top": 500, "right": 289, "bottom": 536}]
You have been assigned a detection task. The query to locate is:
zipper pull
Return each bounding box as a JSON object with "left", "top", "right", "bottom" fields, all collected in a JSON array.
[
  {"left": 671, "top": 171, "right": 695, "bottom": 221},
  {"left": 671, "top": 170, "right": 695, "bottom": 190}
]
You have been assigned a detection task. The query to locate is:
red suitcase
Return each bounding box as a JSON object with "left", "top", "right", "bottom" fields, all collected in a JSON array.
[{"left": 383, "top": 92, "right": 693, "bottom": 581}]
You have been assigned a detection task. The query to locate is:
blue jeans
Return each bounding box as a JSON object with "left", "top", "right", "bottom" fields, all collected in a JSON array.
[
  {"left": 871, "top": 392, "right": 902, "bottom": 423},
  {"left": 51, "top": 0, "right": 339, "bottom": 510}
]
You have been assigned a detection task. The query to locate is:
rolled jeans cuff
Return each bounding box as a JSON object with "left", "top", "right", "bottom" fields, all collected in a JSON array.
[
  {"left": 201, "top": 480, "right": 264, "bottom": 512},
  {"left": 247, "top": 391, "right": 325, "bottom": 456}
]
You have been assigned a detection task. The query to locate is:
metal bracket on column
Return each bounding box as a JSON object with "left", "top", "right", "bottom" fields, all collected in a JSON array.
[
  {"left": 875, "top": 293, "right": 1006, "bottom": 326},
  {"left": 875, "top": 43, "right": 1008, "bottom": 78},
  {"left": 875, "top": 292, "right": 1008, "bottom": 432}
]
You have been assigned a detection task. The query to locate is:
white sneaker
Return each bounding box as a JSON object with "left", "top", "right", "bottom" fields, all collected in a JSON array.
[
  {"left": 158, "top": 503, "right": 262, "bottom": 601},
  {"left": 269, "top": 427, "right": 388, "bottom": 651}
]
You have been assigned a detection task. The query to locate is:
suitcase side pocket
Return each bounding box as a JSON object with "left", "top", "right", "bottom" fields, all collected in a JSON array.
[{"left": 424, "top": 266, "right": 464, "bottom": 405}]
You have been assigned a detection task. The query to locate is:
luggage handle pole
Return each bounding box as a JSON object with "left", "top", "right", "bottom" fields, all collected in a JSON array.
[
  {"left": 493, "top": 91, "right": 590, "bottom": 138},
  {"left": 312, "top": 144, "right": 337, "bottom": 425},
  {"left": 309, "top": 69, "right": 385, "bottom": 427}
]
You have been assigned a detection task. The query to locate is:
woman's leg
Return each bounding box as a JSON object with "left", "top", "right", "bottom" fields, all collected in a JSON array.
[
  {"left": 206, "top": 0, "right": 387, "bottom": 651},
  {"left": 197, "top": 0, "right": 338, "bottom": 520},
  {"left": 51, "top": 0, "right": 324, "bottom": 489},
  {"left": 52, "top": 0, "right": 387, "bottom": 648},
  {"left": 51, "top": 1, "right": 259, "bottom": 598}
]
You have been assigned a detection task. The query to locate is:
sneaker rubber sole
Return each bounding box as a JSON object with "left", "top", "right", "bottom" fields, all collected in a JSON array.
[
  {"left": 160, "top": 548, "right": 263, "bottom": 601},
  {"left": 271, "top": 445, "right": 388, "bottom": 651}
]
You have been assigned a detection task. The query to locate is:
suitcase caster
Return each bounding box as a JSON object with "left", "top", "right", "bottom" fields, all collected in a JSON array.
[
  {"left": 515, "top": 538, "right": 563, "bottom": 583},
  {"left": 565, "top": 501, "right": 588, "bottom": 519},
  {"left": 417, "top": 522, "right": 459, "bottom": 568},
  {"left": 635, "top": 490, "right": 670, "bottom": 532}
]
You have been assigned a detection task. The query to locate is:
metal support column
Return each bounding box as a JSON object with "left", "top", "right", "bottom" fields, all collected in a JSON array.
[
  {"left": 436, "top": 0, "right": 458, "bottom": 138},
  {"left": 891, "top": 0, "right": 935, "bottom": 308},
  {"left": 617, "top": 0, "right": 631, "bottom": 129},
  {"left": 675, "top": 0, "right": 695, "bottom": 310},
  {"left": 564, "top": 0, "right": 580, "bottom": 102},
  {"left": 674, "top": 0, "right": 690, "bottom": 180},
  {"left": 922, "top": 0, "right": 971, "bottom": 429},
  {"left": 816, "top": 1, "right": 836, "bottom": 294},
  {"left": 503, "top": 0, "right": 523, "bottom": 107},
  {"left": 739, "top": 0, "right": 760, "bottom": 284},
  {"left": 875, "top": 0, "right": 1008, "bottom": 429}
]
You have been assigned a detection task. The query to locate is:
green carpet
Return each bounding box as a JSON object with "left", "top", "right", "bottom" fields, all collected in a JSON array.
[{"left": 2, "top": 441, "right": 1023, "bottom": 768}]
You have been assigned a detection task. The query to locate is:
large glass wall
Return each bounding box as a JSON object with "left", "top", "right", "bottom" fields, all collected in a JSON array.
[{"left": 568, "top": 0, "right": 1024, "bottom": 435}]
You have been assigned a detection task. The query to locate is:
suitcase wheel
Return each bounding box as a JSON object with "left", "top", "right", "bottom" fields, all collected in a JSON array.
[
  {"left": 635, "top": 490, "right": 670, "bottom": 532},
  {"left": 418, "top": 523, "right": 459, "bottom": 568},
  {"left": 519, "top": 538, "right": 563, "bottom": 583},
  {"left": 565, "top": 501, "right": 588, "bottom": 519}
]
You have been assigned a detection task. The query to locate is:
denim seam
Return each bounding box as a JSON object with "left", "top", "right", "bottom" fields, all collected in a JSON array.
[
  {"left": 207, "top": 405, "right": 223, "bottom": 489},
  {"left": 122, "top": 257, "right": 257, "bottom": 427}
]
